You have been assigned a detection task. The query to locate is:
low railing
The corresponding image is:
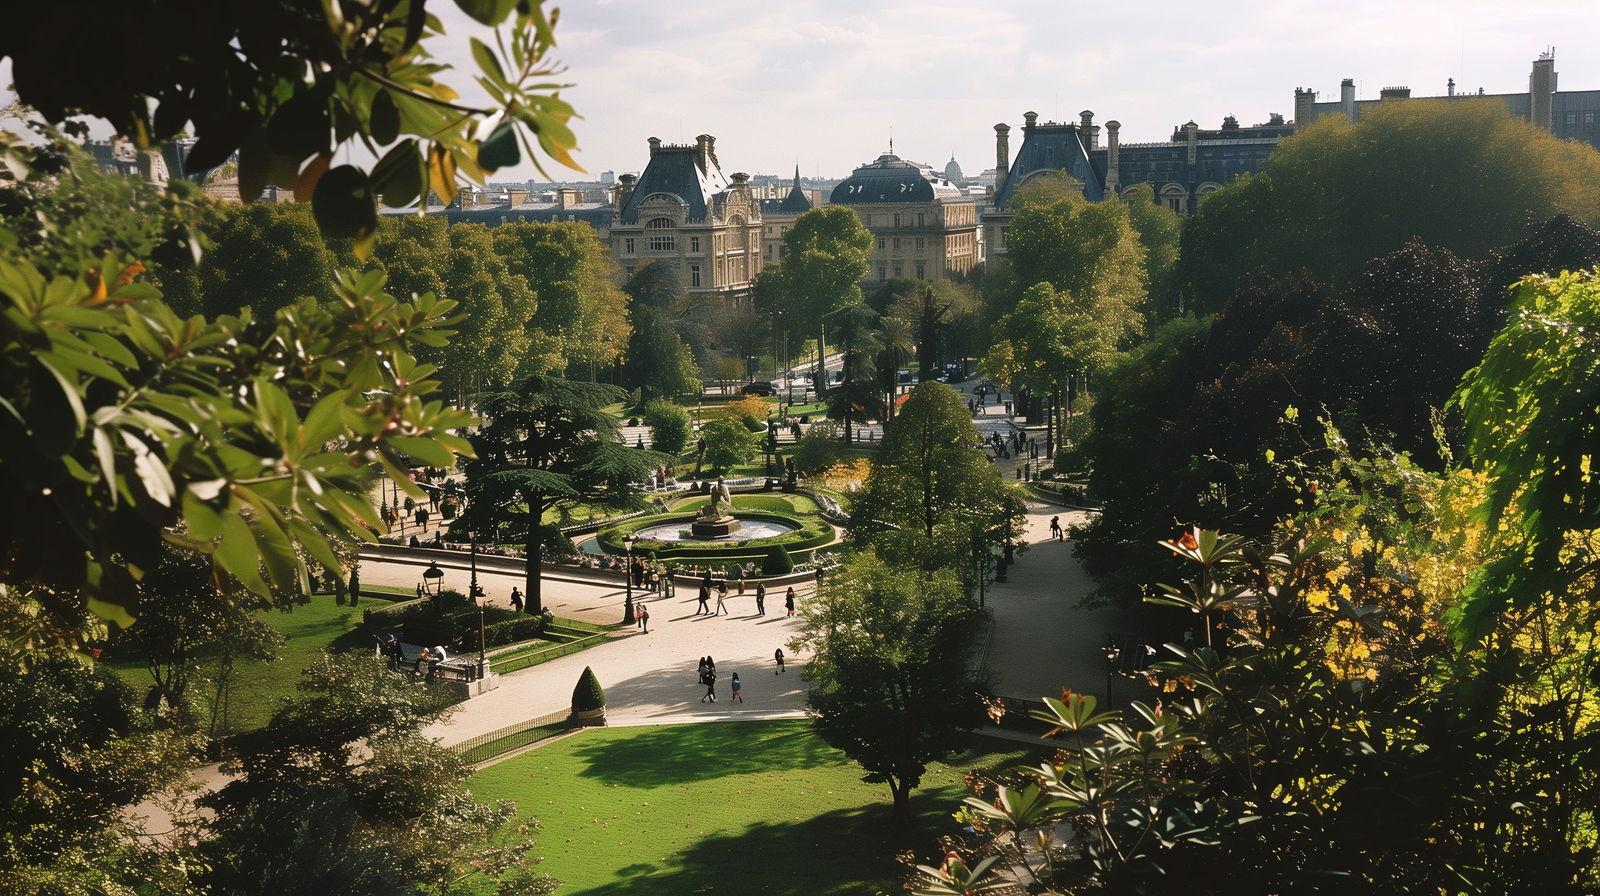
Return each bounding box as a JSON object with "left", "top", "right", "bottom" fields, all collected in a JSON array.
[{"left": 450, "top": 709, "right": 574, "bottom": 765}]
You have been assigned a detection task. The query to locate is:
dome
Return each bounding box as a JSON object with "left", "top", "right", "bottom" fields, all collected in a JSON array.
[
  {"left": 943, "top": 155, "right": 963, "bottom": 182},
  {"left": 829, "top": 152, "right": 963, "bottom": 205}
]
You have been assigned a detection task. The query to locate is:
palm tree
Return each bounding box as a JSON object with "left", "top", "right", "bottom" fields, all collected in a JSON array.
[
  {"left": 875, "top": 316, "right": 915, "bottom": 420},
  {"left": 825, "top": 303, "right": 881, "bottom": 445}
]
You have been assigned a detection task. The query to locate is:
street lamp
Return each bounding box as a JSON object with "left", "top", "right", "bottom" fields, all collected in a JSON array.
[
  {"left": 466, "top": 526, "right": 481, "bottom": 602},
  {"left": 622, "top": 534, "right": 638, "bottom": 625},
  {"left": 1102, "top": 640, "right": 1122, "bottom": 707}
]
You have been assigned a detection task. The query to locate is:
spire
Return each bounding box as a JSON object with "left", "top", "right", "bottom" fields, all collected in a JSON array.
[{"left": 792, "top": 164, "right": 801, "bottom": 190}]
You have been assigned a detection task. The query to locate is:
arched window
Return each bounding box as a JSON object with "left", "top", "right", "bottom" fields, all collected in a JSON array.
[{"left": 646, "top": 217, "right": 676, "bottom": 252}]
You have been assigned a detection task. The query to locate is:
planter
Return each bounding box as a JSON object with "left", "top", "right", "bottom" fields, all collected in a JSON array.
[{"left": 572, "top": 706, "right": 607, "bottom": 726}]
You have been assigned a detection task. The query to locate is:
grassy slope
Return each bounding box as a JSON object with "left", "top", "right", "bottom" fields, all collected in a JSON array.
[{"left": 468, "top": 720, "right": 1035, "bottom": 896}]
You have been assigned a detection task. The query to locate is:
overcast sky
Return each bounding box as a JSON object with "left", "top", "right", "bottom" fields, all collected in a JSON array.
[
  {"left": 442, "top": 0, "right": 1599, "bottom": 181},
  {"left": 5, "top": 1, "right": 1597, "bottom": 184}
]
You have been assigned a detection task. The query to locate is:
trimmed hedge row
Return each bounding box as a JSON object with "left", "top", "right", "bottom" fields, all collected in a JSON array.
[
  {"left": 595, "top": 510, "right": 833, "bottom": 560},
  {"left": 491, "top": 633, "right": 607, "bottom": 675}
]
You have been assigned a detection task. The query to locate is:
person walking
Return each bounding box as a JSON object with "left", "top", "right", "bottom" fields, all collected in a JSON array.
[
  {"left": 755, "top": 583, "right": 766, "bottom": 616},
  {"left": 715, "top": 582, "right": 728, "bottom": 616},
  {"left": 774, "top": 647, "right": 785, "bottom": 674},
  {"left": 785, "top": 587, "right": 796, "bottom": 617},
  {"left": 730, "top": 672, "right": 743, "bottom": 703},
  {"left": 696, "top": 583, "right": 710, "bottom": 615},
  {"left": 1049, "top": 516, "right": 1063, "bottom": 541},
  {"left": 639, "top": 603, "right": 650, "bottom": 633},
  {"left": 701, "top": 666, "right": 717, "bottom": 703},
  {"left": 698, "top": 656, "right": 708, "bottom": 681},
  {"left": 510, "top": 587, "right": 523, "bottom": 613}
]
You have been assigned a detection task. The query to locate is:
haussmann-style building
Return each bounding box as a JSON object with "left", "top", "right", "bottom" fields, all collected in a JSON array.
[
  {"left": 830, "top": 148, "right": 981, "bottom": 283},
  {"left": 608, "top": 134, "right": 764, "bottom": 307}
]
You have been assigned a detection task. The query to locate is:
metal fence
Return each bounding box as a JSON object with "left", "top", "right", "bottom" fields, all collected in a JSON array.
[{"left": 450, "top": 709, "right": 574, "bottom": 765}]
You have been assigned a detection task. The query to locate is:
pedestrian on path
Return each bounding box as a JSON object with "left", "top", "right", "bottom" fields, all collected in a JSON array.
[
  {"left": 1049, "top": 516, "right": 1063, "bottom": 540},
  {"left": 510, "top": 587, "right": 523, "bottom": 613},
  {"left": 698, "top": 656, "right": 708, "bottom": 681},
  {"left": 701, "top": 667, "right": 717, "bottom": 703},
  {"left": 715, "top": 582, "right": 728, "bottom": 616},
  {"left": 640, "top": 604, "right": 650, "bottom": 633},
  {"left": 755, "top": 583, "right": 766, "bottom": 615},
  {"left": 730, "top": 672, "right": 743, "bottom": 703},
  {"left": 696, "top": 584, "right": 710, "bottom": 615},
  {"left": 785, "top": 587, "right": 796, "bottom": 617},
  {"left": 774, "top": 648, "right": 785, "bottom": 674}
]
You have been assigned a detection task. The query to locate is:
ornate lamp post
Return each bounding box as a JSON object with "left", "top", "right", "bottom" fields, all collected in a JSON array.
[
  {"left": 622, "top": 534, "right": 638, "bottom": 625},
  {"left": 422, "top": 561, "right": 444, "bottom": 595},
  {"left": 467, "top": 527, "right": 482, "bottom": 602}
]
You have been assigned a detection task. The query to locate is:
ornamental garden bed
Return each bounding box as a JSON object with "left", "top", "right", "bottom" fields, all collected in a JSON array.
[{"left": 594, "top": 497, "right": 834, "bottom": 563}]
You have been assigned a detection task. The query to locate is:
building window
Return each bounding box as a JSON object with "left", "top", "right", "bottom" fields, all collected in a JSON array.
[
  {"left": 917, "top": 212, "right": 925, "bottom": 227},
  {"left": 646, "top": 217, "right": 676, "bottom": 252},
  {"left": 1567, "top": 112, "right": 1579, "bottom": 126},
  {"left": 878, "top": 238, "right": 886, "bottom": 251},
  {"left": 878, "top": 265, "right": 887, "bottom": 281},
  {"left": 892, "top": 238, "right": 900, "bottom": 250},
  {"left": 893, "top": 264, "right": 903, "bottom": 277},
  {"left": 1586, "top": 111, "right": 1597, "bottom": 125},
  {"left": 893, "top": 213, "right": 902, "bottom": 227},
  {"left": 624, "top": 238, "right": 635, "bottom": 254},
  {"left": 915, "top": 262, "right": 926, "bottom": 279},
  {"left": 690, "top": 236, "right": 700, "bottom": 252},
  {"left": 690, "top": 263, "right": 701, "bottom": 288},
  {"left": 915, "top": 237, "right": 924, "bottom": 250}
]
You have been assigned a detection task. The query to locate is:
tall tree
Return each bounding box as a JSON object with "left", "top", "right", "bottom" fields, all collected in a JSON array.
[
  {"left": 1119, "top": 183, "right": 1183, "bottom": 317},
  {"left": 790, "top": 550, "right": 988, "bottom": 823},
  {"left": 459, "top": 375, "right": 661, "bottom": 613},
  {"left": 768, "top": 207, "right": 873, "bottom": 393},
  {"left": 824, "top": 302, "right": 882, "bottom": 444},
  {"left": 1175, "top": 99, "right": 1600, "bottom": 311},
  {"left": 491, "top": 221, "right": 630, "bottom": 377},
  {"left": 196, "top": 201, "right": 340, "bottom": 318},
  {"left": 623, "top": 307, "right": 701, "bottom": 402}
]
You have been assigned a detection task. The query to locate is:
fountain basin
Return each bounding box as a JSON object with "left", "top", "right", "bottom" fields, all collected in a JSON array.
[{"left": 632, "top": 516, "right": 798, "bottom": 543}]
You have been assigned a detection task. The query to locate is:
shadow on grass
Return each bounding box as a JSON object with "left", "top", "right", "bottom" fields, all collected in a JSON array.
[
  {"left": 568, "top": 720, "right": 835, "bottom": 787},
  {"left": 566, "top": 798, "right": 954, "bottom": 896}
]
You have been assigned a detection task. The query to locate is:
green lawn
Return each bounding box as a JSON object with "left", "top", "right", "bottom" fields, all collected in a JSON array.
[
  {"left": 105, "top": 594, "right": 374, "bottom": 735},
  {"left": 667, "top": 493, "right": 819, "bottom": 515},
  {"left": 468, "top": 720, "right": 1036, "bottom": 895}
]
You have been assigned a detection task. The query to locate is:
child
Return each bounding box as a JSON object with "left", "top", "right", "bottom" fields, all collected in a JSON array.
[
  {"left": 774, "top": 647, "right": 786, "bottom": 675},
  {"left": 785, "top": 587, "right": 796, "bottom": 617},
  {"left": 730, "top": 672, "right": 743, "bottom": 703}
]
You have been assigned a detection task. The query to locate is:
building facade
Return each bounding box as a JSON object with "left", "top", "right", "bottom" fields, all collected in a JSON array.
[
  {"left": 982, "top": 109, "right": 1288, "bottom": 255},
  {"left": 608, "top": 135, "right": 764, "bottom": 306},
  {"left": 830, "top": 150, "right": 981, "bottom": 283},
  {"left": 758, "top": 166, "right": 816, "bottom": 263},
  {"left": 1293, "top": 50, "right": 1600, "bottom": 151}
]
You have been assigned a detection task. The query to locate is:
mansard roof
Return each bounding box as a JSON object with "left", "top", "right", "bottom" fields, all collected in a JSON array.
[
  {"left": 620, "top": 143, "right": 729, "bottom": 224},
  {"left": 830, "top": 152, "right": 963, "bottom": 205},
  {"left": 994, "top": 121, "right": 1105, "bottom": 208}
]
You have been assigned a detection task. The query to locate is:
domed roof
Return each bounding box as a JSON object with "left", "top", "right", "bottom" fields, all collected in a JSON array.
[
  {"left": 830, "top": 152, "right": 963, "bottom": 205},
  {"left": 943, "top": 155, "right": 963, "bottom": 182}
]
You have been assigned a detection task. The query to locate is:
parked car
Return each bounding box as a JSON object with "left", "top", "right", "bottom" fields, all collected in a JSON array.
[{"left": 741, "top": 381, "right": 778, "bottom": 397}]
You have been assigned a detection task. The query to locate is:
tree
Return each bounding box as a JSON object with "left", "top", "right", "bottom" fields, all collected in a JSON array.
[
  {"left": 824, "top": 302, "right": 882, "bottom": 443},
  {"left": 3, "top": 2, "right": 583, "bottom": 251},
  {"left": 767, "top": 207, "right": 873, "bottom": 391},
  {"left": 699, "top": 417, "right": 759, "bottom": 474},
  {"left": 1175, "top": 99, "right": 1600, "bottom": 311},
  {"left": 1001, "top": 189, "right": 1147, "bottom": 307},
  {"left": 491, "top": 221, "right": 629, "bottom": 377},
  {"left": 195, "top": 201, "right": 340, "bottom": 318},
  {"left": 460, "top": 375, "right": 662, "bottom": 614},
  {"left": 1119, "top": 184, "right": 1183, "bottom": 317},
  {"left": 623, "top": 307, "right": 701, "bottom": 402},
  {"left": 205, "top": 654, "right": 554, "bottom": 896},
  {"left": 790, "top": 550, "right": 988, "bottom": 822},
  {"left": 791, "top": 421, "right": 843, "bottom": 474},
  {"left": 850, "top": 383, "right": 1021, "bottom": 574},
  {"left": 642, "top": 399, "right": 691, "bottom": 456}
]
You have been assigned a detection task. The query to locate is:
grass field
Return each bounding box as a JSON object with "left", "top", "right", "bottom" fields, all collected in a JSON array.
[
  {"left": 105, "top": 594, "right": 369, "bottom": 735},
  {"left": 667, "top": 493, "right": 820, "bottom": 516},
  {"left": 468, "top": 720, "right": 1036, "bottom": 896}
]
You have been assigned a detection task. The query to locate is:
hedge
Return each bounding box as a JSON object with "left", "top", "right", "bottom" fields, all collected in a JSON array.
[
  {"left": 572, "top": 666, "right": 606, "bottom": 712},
  {"left": 595, "top": 510, "right": 833, "bottom": 560}
]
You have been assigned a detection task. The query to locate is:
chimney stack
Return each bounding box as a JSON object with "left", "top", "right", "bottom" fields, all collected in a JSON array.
[
  {"left": 648, "top": 136, "right": 661, "bottom": 155},
  {"left": 1105, "top": 120, "right": 1121, "bottom": 195},
  {"left": 614, "top": 173, "right": 637, "bottom": 211},
  {"left": 1530, "top": 51, "right": 1557, "bottom": 132},
  {"left": 1448, "top": 77, "right": 1456, "bottom": 97},
  {"left": 557, "top": 188, "right": 581, "bottom": 209},
  {"left": 993, "top": 123, "right": 1011, "bottom": 195},
  {"left": 506, "top": 187, "right": 528, "bottom": 207},
  {"left": 1293, "top": 87, "right": 1317, "bottom": 125},
  {"left": 695, "top": 134, "right": 717, "bottom": 172},
  {"left": 1023, "top": 110, "right": 1038, "bottom": 129},
  {"left": 1341, "top": 78, "right": 1356, "bottom": 121},
  {"left": 1079, "top": 110, "right": 1099, "bottom": 149}
]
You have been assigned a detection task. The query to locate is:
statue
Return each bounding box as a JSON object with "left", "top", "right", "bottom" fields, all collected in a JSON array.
[{"left": 692, "top": 477, "right": 738, "bottom": 537}]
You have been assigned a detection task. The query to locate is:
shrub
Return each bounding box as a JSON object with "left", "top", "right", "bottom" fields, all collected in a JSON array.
[
  {"left": 791, "top": 421, "right": 842, "bottom": 473},
  {"left": 643, "top": 399, "right": 691, "bottom": 455},
  {"left": 725, "top": 394, "right": 772, "bottom": 430},
  {"left": 762, "top": 544, "right": 794, "bottom": 575},
  {"left": 572, "top": 666, "right": 605, "bottom": 712},
  {"left": 700, "top": 417, "right": 759, "bottom": 472}
]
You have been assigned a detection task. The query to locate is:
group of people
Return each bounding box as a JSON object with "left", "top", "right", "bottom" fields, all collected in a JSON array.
[
  {"left": 697, "top": 656, "right": 740, "bottom": 703},
  {"left": 692, "top": 574, "right": 797, "bottom": 619}
]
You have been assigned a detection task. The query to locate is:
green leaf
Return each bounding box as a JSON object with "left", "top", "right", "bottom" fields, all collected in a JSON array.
[
  {"left": 311, "top": 165, "right": 379, "bottom": 245},
  {"left": 453, "top": 0, "right": 517, "bottom": 26},
  {"left": 267, "top": 87, "right": 332, "bottom": 159},
  {"left": 371, "top": 139, "right": 424, "bottom": 208},
  {"left": 477, "top": 119, "right": 521, "bottom": 172},
  {"left": 369, "top": 90, "right": 400, "bottom": 145},
  {"left": 470, "top": 37, "right": 507, "bottom": 87},
  {"left": 390, "top": 435, "right": 455, "bottom": 469},
  {"left": 217, "top": 511, "right": 268, "bottom": 595},
  {"left": 236, "top": 127, "right": 271, "bottom": 203}
]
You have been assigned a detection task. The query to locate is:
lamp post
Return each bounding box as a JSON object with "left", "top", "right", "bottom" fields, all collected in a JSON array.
[
  {"left": 622, "top": 535, "right": 638, "bottom": 625},
  {"left": 467, "top": 527, "right": 481, "bottom": 602},
  {"left": 1103, "top": 640, "right": 1122, "bottom": 707}
]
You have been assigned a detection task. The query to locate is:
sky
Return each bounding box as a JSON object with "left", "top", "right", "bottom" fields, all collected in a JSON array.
[
  {"left": 5, "top": 0, "right": 1598, "bottom": 183},
  {"left": 439, "top": 0, "right": 1600, "bottom": 181}
]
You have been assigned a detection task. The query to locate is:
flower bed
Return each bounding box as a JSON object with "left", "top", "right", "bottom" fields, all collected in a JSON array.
[{"left": 595, "top": 508, "right": 833, "bottom": 561}]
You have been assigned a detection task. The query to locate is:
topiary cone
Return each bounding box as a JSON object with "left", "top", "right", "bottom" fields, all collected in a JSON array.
[{"left": 572, "top": 666, "right": 606, "bottom": 714}]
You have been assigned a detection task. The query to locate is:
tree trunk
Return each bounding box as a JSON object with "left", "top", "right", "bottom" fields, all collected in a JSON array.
[
  {"left": 890, "top": 779, "right": 912, "bottom": 823},
  {"left": 816, "top": 322, "right": 827, "bottom": 402},
  {"left": 526, "top": 498, "right": 544, "bottom": 615}
]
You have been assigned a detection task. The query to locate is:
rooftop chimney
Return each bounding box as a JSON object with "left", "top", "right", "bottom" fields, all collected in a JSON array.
[
  {"left": 994, "top": 123, "right": 1011, "bottom": 195},
  {"left": 1023, "top": 110, "right": 1038, "bottom": 129},
  {"left": 1341, "top": 78, "right": 1356, "bottom": 121},
  {"left": 1293, "top": 87, "right": 1317, "bottom": 125},
  {"left": 1530, "top": 51, "right": 1557, "bottom": 131},
  {"left": 1447, "top": 77, "right": 1456, "bottom": 97},
  {"left": 1104, "top": 120, "right": 1121, "bottom": 195},
  {"left": 506, "top": 187, "right": 528, "bottom": 207},
  {"left": 614, "top": 172, "right": 637, "bottom": 211},
  {"left": 1379, "top": 86, "right": 1411, "bottom": 100},
  {"left": 648, "top": 136, "right": 661, "bottom": 154},
  {"left": 557, "top": 188, "right": 581, "bottom": 209},
  {"left": 695, "top": 134, "right": 717, "bottom": 172},
  {"left": 1079, "top": 110, "right": 1099, "bottom": 149}
]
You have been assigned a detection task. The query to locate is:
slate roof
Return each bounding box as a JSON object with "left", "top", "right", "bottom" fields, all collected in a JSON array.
[
  {"left": 619, "top": 145, "right": 728, "bottom": 224},
  {"left": 379, "top": 200, "right": 614, "bottom": 230},
  {"left": 830, "top": 152, "right": 963, "bottom": 205},
  {"left": 760, "top": 166, "right": 814, "bottom": 216},
  {"left": 993, "top": 122, "right": 1105, "bottom": 208}
]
